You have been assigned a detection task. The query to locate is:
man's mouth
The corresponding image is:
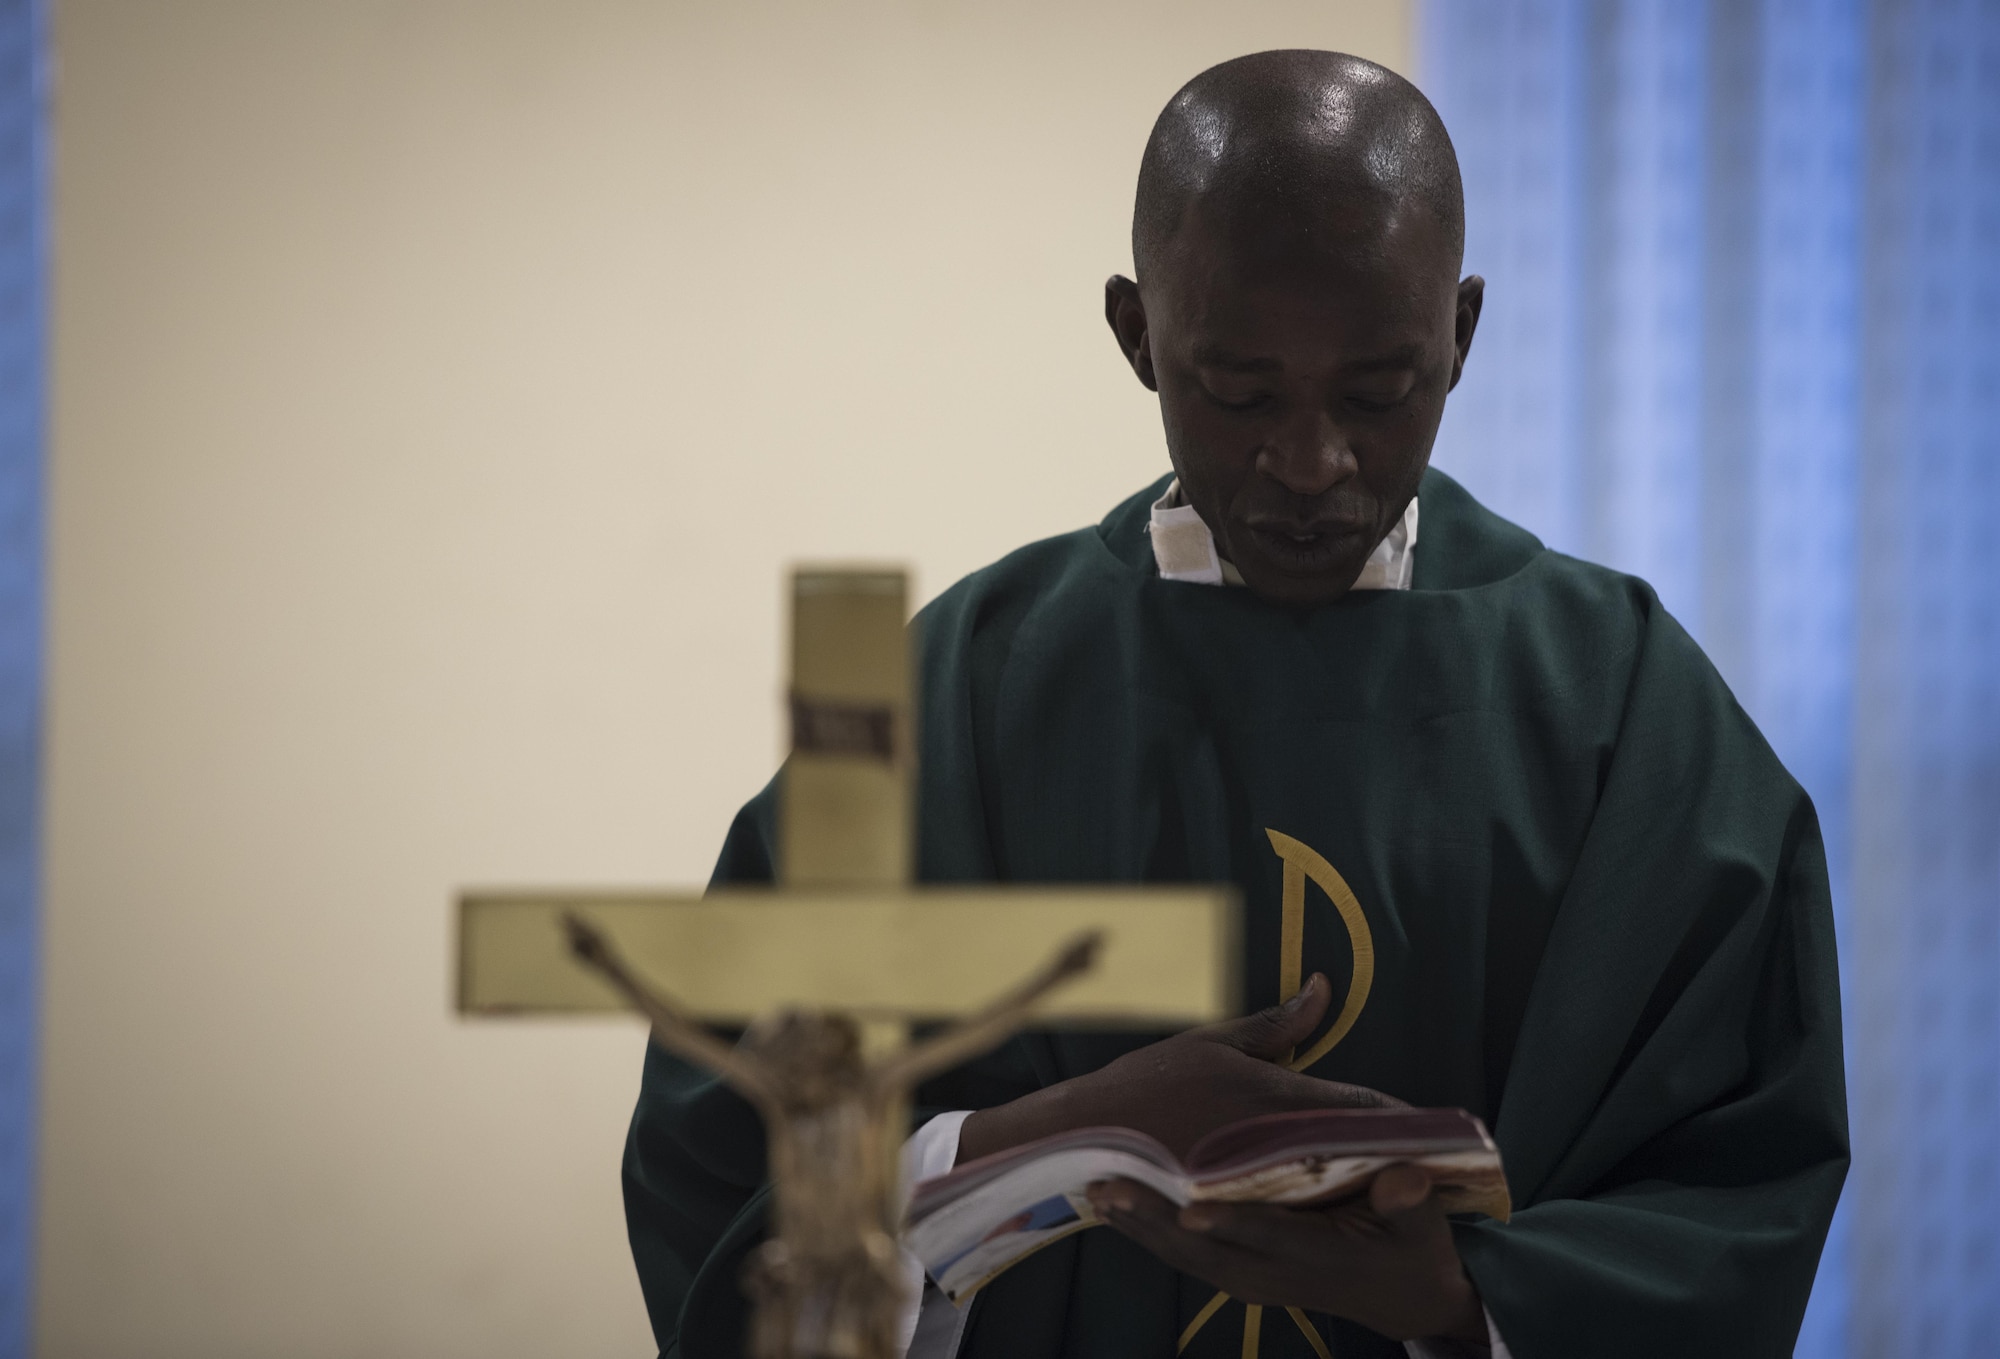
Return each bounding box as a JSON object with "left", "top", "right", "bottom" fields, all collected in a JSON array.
[{"left": 1242, "top": 522, "right": 1366, "bottom": 571}]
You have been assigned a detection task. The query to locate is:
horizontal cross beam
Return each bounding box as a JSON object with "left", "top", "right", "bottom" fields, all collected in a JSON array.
[{"left": 457, "top": 887, "right": 1240, "bottom": 1025}]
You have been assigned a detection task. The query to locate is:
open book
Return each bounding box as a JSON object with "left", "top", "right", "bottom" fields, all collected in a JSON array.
[{"left": 904, "top": 1107, "right": 1509, "bottom": 1303}]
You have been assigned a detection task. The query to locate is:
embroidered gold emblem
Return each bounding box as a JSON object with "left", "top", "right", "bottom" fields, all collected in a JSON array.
[
  {"left": 1266, "top": 828, "right": 1376, "bottom": 1071},
  {"left": 1179, "top": 830, "right": 1375, "bottom": 1357}
]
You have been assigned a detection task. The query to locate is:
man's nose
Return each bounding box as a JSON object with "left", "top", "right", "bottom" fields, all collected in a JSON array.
[{"left": 1257, "top": 410, "right": 1357, "bottom": 498}]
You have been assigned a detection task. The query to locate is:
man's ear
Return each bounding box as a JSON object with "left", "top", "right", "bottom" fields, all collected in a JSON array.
[
  {"left": 1103, "top": 275, "right": 1157, "bottom": 391},
  {"left": 1447, "top": 275, "right": 1484, "bottom": 393}
]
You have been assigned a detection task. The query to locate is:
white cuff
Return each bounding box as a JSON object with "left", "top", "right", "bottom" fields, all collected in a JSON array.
[
  {"left": 893, "top": 1111, "right": 973, "bottom": 1359},
  {"left": 1403, "top": 1306, "right": 1510, "bottom": 1359}
]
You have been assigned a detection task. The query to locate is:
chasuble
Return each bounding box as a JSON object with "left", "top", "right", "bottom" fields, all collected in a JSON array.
[{"left": 622, "top": 467, "right": 1848, "bottom": 1359}]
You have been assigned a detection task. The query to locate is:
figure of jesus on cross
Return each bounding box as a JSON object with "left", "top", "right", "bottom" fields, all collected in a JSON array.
[{"left": 563, "top": 915, "right": 1099, "bottom": 1359}]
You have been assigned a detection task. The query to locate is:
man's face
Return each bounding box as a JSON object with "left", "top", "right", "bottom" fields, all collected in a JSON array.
[{"left": 1109, "top": 200, "right": 1481, "bottom": 606}]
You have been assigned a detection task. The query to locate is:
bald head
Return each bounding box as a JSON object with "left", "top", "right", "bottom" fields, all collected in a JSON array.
[
  {"left": 1133, "top": 50, "right": 1463, "bottom": 282},
  {"left": 1103, "top": 51, "right": 1482, "bottom": 607}
]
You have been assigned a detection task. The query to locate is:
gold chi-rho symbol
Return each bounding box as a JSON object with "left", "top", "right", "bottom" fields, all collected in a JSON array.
[
  {"left": 1266, "top": 828, "right": 1375, "bottom": 1070},
  {"left": 1179, "top": 830, "right": 1379, "bottom": 1359}
]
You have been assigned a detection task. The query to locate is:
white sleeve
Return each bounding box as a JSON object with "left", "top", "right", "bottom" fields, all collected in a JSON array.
[
  {"left": 1403, "top": 1308, "right": 1511, "bottom": 1359},
  {"left": 895, "top": 1110, "right": 973, "bottom": 1359}
]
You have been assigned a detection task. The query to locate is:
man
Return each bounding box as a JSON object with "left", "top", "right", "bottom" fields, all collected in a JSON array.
[{"left": 624, "top": 50, "right": 1847, "bottom": 1359}]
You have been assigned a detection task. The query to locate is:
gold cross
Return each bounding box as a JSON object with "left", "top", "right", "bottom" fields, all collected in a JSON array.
[{"left": 455, "top": 567, "right": 1238, "bottom": 1359}]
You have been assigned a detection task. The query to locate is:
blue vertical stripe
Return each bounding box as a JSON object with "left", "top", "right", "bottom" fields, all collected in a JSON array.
[
  {"left": 1850, "top": 5, "right": 2000, "bottom": 1355},
  {"left": 0, "top": 2, "right": 36, "bottom": 1356}
]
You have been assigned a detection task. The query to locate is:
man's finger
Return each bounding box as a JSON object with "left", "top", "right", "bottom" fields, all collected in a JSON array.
[
  {"left": 1207, "top": 972, "right": 1331, "bottom": 1059},
  {"left": 1176, "top": 1200, "right": 1322, "bottom": 1255},
  {"left": 1368, "top": 1162, "right": 1434, "bottom": 1220},
  {"left": 1085, "top": 1178, "right": 1183, "bottom": 1231},
  {"left": 1087, "top": 1179, "right": 1251, "bottom": 1278}
]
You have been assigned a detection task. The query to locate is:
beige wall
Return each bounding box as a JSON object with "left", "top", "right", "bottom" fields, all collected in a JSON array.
[{"left": 40, "top": 3, "right": 1408, "bottom": 1355}]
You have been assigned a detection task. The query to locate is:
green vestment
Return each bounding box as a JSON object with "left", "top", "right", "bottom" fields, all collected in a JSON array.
[{"left": 623, "top": 469, "right": 1848, "bottom": 1359}]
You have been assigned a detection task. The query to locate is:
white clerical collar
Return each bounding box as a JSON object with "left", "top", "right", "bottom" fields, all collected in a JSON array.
[{"left": 1146, "top": 479, "right": 1419, "bottom": 590}]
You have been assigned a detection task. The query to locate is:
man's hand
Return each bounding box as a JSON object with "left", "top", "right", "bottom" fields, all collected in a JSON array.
[
  {"left": 952, "top": 973, "right": 1483, "bottom": 1343},
  {"left": 958, "top": 973, "right": 1397, "bottom": 1163},
  {"left": 1085, "top": 1165, "right": 1488, "bottom": 1344}
]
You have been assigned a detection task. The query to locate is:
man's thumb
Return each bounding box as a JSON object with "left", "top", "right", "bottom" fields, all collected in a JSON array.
[
  {"left": 1214, "top": 972, "right": 1332, "bottom": 1059},
  {"left": 1368, "top": 1162, "right": 1434, "bottom": 1223}
]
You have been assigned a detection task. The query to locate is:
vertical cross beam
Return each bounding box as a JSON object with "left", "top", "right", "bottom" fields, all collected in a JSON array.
[
  {"left": 453, "top": 559, "right": 1240, "bottom": 1028},
  {"left": 781, "top": 569, "right": 911, "bottom": 889}
]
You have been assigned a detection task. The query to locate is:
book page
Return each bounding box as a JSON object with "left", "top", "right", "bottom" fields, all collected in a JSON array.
[{"left": 904, "top": 1145, "right": 1189, "bottom": 1302}]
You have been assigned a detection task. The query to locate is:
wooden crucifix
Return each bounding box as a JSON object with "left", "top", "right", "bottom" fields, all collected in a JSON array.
[{"left": 455, "top": 568, "right": 1239, "bottom": 1359}]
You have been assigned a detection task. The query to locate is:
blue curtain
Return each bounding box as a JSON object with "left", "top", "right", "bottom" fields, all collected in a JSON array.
[
  {"left": 1419, "top": 2, "right": 2000, "bottom": 1355},
  {"left": 0, "top": 1, "right": 37, "bottom": 1355}
]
